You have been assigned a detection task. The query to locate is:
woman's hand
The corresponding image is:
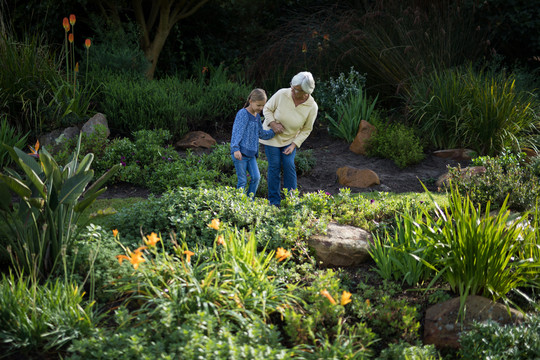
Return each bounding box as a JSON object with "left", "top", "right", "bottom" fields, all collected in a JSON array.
[
  {"left": 269, "top": 121, "right": 285, "bottom": 134},
  {"left": 283, "top": 143, "right": 296, "bottom": 155},
  {"left": 234, "top": 150, "right": 242, "bottom": 160}
]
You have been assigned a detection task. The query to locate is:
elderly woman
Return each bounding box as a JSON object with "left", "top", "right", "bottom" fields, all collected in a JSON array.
[{"left": 260, "top": 71, "right": 318, "bottom": 206}]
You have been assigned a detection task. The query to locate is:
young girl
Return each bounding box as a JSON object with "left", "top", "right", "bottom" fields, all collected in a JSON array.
[{"left": 230, "top": 88, "right": 275, "bottom": 198}]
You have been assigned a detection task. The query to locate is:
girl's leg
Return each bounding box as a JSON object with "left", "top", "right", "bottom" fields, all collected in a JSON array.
[
  {"left": 231, "top": 154, "right": 248, "bottom": 189},
  {"left": 282, "top": 147, "right": 297, "bottom": 191},
  {"left": 264, "top": 145, "right": 282, "bottom": 206},
  {"left": 245, "top": 156, "right": 261, "bottom": 198}
]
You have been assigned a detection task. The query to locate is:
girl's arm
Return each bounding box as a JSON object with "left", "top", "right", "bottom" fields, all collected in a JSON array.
[{"left": 230, "top": 110, "right": 248, "bottom": 153}]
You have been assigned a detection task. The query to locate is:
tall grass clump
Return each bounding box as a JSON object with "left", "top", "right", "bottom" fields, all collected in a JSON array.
[{"left": 409, "top": 65, "right": 540, "bottom": 155}]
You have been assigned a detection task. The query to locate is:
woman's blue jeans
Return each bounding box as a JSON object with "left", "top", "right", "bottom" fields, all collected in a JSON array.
[
  {"left": 264, "top": 145, "right": 297, "bottom": 206},
  {"left": 231, "top": 154, "right": 261, "bottom": 198}
]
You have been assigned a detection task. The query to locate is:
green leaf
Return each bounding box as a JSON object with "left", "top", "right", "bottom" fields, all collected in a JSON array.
[
  {"left": 0, "top": 173, "right": 32, "bottom": 198},
  {"left": 0, "top": 181, "right": 13, "bottom": 211},
  {"left": 83, "top": 164, "right": 120, "bottom": 199},
  {"left": 74, "top": 188, "right": 106, "bottom": 213},
  {"left": 58, "top": 171, "right": 93, "bottom": 206},
  {"left": 77, "top": 153, "right": 94, "bottom": 174},
  {"left": 13, "top": 146, "right": 43, "bottom": 175},
  {"left": 17, "top": 159, "right": 46, "bottom": 199}
]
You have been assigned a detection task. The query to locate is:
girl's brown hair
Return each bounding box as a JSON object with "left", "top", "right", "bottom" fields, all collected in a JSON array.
[{"left": 244, "top": 88, "right": 267, "bottom": 108}]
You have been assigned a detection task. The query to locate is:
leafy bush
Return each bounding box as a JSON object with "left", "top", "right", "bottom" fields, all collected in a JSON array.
[
  {"left": 446, "top": 155, "right": 540, "bottom": 211},
  {"left": 97, "top": 68, "right": 251, "bottom": 138},
  {"left": 366, "top": 122, "right": 425, "bottom": 168},
  {"left": 378, "top": 341, "right": 441, "bottom": 360},
  {"left": 0, "top": 273, "right": 96, "bottom": 357},
  {"left": 0, "top": 116, "right": 29, "bottom": 169},
  {"left": 459, "top": 315, "right": 540, "bottom": 360},
  {"left": 408, "top": 65, "right": 540, "bottom": 155},
  {"left": 326, "top": 90, "right": 379, "bottom": 143}
]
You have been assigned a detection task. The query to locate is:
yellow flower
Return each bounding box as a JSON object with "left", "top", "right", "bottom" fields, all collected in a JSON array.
[
  {"left": 341, "top": 291, "right": 352, "bottom": 306},
  {"left": 275, "top": 247, "right": 291, "bottom": 262},
  {"left": 85, "top": 38, "right": 91, "bottom": 49},
  {"left": 208, "top": 219, "right": 220, "bottom": 230},
  {"left": 184, "top": 250, "right": 195, "bottom": 263},
  {"left": 144, "top": 232, "right": 160, "bottom": 247},
  {"left": 112, "top": 229, "right": 119, "bottom": 237},
  {"left": 75, "top": 62, "right": 79, "bottom": 73},
  {"left": 116, "top": 246, "right": 147, "bottom": 270},
  {"left": 365, "top": 299, "right": 371, "bottom": 307},
  {"left": 68, "top": 33, "right": 74, "bottom": 43},
  {"left": 320, "top": 289, "right": 336, "bottom": 305},
  {"left": 216, "top": 235, "right": 225, "bottom": 246},
  {"left": 69, "top": 14, "right": 76, "bottom": 26},
  {"left": 62, "top": 17, "right": 70, "bottom": 32}
]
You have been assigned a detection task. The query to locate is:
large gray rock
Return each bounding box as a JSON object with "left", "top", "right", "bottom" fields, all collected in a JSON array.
[
  {"left": 307, "top": 222, "right": 373, "bottom": 267},
  {"left": 424, "top": 295, "right": 524, "bottom": 349},
  {"left": 82, "top": 113, "right": 110, "bottom": 138}
]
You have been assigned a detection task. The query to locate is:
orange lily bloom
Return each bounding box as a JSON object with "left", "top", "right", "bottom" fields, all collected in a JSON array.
[
  {"left": 207, "top": 219, "right": 220, "bottom": 230},
  {"left": 184, "top": 250, "right": 195, "bottom": 263},
  {"left": 69, "top": 14, "right": 76, "bottom": 26},
  {"left": 323, "top": 34, "right": 330, "bottom": 41},
  {"left": 365, "top": 299, "right": 371, "bottom": 307},
  {"left": 341, "top": 291, "right": 352, "bottom": 306},
  {"left": 62, "top": 18, "right": 70, "bottom": 32},
  {"left": 116, "top": 246, "right": 147, "bottom": 270},
  {"left": 202, "top": 66, "right": 208, "bottom": 73},
  {"left": 321, "top": 289, "right": 336, "bottom": 305},
  {"left": 216, "top": 235, "right": 225, "bottom": 246},
  {"left": 68, "top": 33, "right": 74, "bottom": 43},
  {"left": 112, "top": 229, "right": 119, "bottom": 237},
  {"left": 144, "top": 232, "right": 160, "bottom": 247},
  {"left": 275, "top": 247, "right": 291, "bottom": 262},
  {"left": 85, "top": 38, "right": 91, "bottom": 49}
]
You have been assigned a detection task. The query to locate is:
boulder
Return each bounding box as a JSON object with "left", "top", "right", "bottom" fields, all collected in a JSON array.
[
  {"left": 349, "top": 120, "right": 376, "bottom": 155},
  {"left": 82, "top": 113, "right": 110, "bottom": 138},
  {"left": 433, "top": 149, "right": 475, "bottom": 161},
  {"left": 175, "top": 131, "right": 216, "bottom": 149},
  {"left": 337, "top": 166, "right": 380, "bottom": 188},
  {"left": 424, "top": 295, "right": 524, "bottom": 349},
  {"left": 307, "top": 222, "right": 373, "bottom": 267},
  {"left": 39, "top": 126, "right": 79, "bottom": 149}
]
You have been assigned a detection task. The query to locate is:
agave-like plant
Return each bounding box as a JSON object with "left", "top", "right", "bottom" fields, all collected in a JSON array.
[{"left": 0, "top": 133, "right": 119, "bottom": 279}]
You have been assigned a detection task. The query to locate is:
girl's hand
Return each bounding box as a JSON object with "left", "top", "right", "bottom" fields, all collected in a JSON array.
[
  {"left": 283, "top": 143, "right": 296, "bottom": 155},
  {"left": 234, "top": 151, "right": 242, "bottom": 160},
  {"left": 269, "top": 121, "right": 285, "bottom": 134}
]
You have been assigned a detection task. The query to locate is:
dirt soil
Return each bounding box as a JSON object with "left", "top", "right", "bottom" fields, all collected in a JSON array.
[{"left": 99, "top": 128, "right": 470, "bottom": 199}]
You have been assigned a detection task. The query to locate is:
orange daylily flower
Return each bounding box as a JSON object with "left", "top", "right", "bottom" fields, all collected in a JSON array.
[
  {"left": 144, "top": 232, "right": 160, "bottom": 247},
  {"left": 323, "top": 34, "right": 330, "bottom": 41},
  {"left": 341, "top": 291, "right": 352, "bottom": 306},
  {"left": 27, "top": 140, "right": 40, "bottom": 158},
  {"left": 184, "top": 250, "right": 195, "bottom": 263},
  {"left": 321, "top": 289, "right": 336, "bottom": 305},
  {"left": 207, "top": 219, "right": 220, "bottom": 230},
  {"left": 116, "top": 246, "right": 147, "bottom": 270},
  {"left": 302, "top": 42, "right": 307, "bottom": 53},
  {"left": 216, "top": 235, "right": 225, "bottom": 246},
  {"left": 62, "top": 17, "right": 70, "bottom": 32},
  {"left": 112, "top": 229, "right": 119, "bottom": 237},
  {"left": 202, "top": 66, "right": 208, "bottom": 73},
  {"left": 85, "top": 38, "right": 91, "bottom": 49},
  {"left": 275, "top": 247, "right": 291, "bottom": 262},
  {"left": 365, "top": 299, "right": 371, "bottom": 307},
  {"left": 69, "top": 14, "right": 76, "bottom": 26},
  {"left": 68, "top": 33, "right": 74, "bottom": 43}
]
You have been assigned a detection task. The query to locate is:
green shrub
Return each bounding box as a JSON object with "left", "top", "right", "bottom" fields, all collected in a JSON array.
[
  {"left": 0, "top": 273, "right": 96, "bottom": 358},
  {"left": 366, "top": 296, "right": 421, "bottom": 344},
  {"left": 459, "top": 314, "right": 540, "bottom": 360},
  {"left": 408, "top": 65, "right": 540, "bottom": 155},
  {"left": 446, "top": 156, "right": 540, "bottom": 211},
  {"left": 378, "top": 341, "right": 441, "bottom": 360},
  {"left": 367, "top": 122, "right": 425, "bottom": 168}
]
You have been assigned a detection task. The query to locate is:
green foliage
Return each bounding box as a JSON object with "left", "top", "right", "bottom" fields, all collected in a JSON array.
[
  {"left": 378, "top": 341, "right": 441, "bottom": 360},
  {"left": 326, "top": 90, "right": 379, "bottom": 143},
  {"left": 413, "top": 185, "right": 540, "bottom": 319},
  {"left": 0, "top": 273, "right": 96, "bottom": 357},
  {"left": 97, "top": 69, "right": 252, "bottom": 138},
  {"left": 367, "top": 121, "right": 425, "bottom": 168},
  {"left": 316, "top": 67, "right": 367, "bottom": 122},
  {"left": 369, "top": 209, "right": 435, "bottom": 286},
  {"left": 0, "top": 33, "right": 63, "bottom": 135},
  {"left": 459, "top": 314, "right": 540, "bottom": 360},
  {"left": 446, "top": 155, "right": 540, "bottom": 211},
  {"left": 408, "top": 65, "right": 540, "bottom": 155},
  {"left": 366, "top": 296, "right": 421, "bottom": 344},
  {"left": 0, "top": 116, "right": 29, "bottom": 169},
  {"left": 0, "top": 134, "right": 119, "bottom": 279}
]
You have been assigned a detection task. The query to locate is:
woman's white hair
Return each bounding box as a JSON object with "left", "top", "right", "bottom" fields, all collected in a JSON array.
[{"left": 290, "top": 71, "right": 315, "bottom": 94}]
